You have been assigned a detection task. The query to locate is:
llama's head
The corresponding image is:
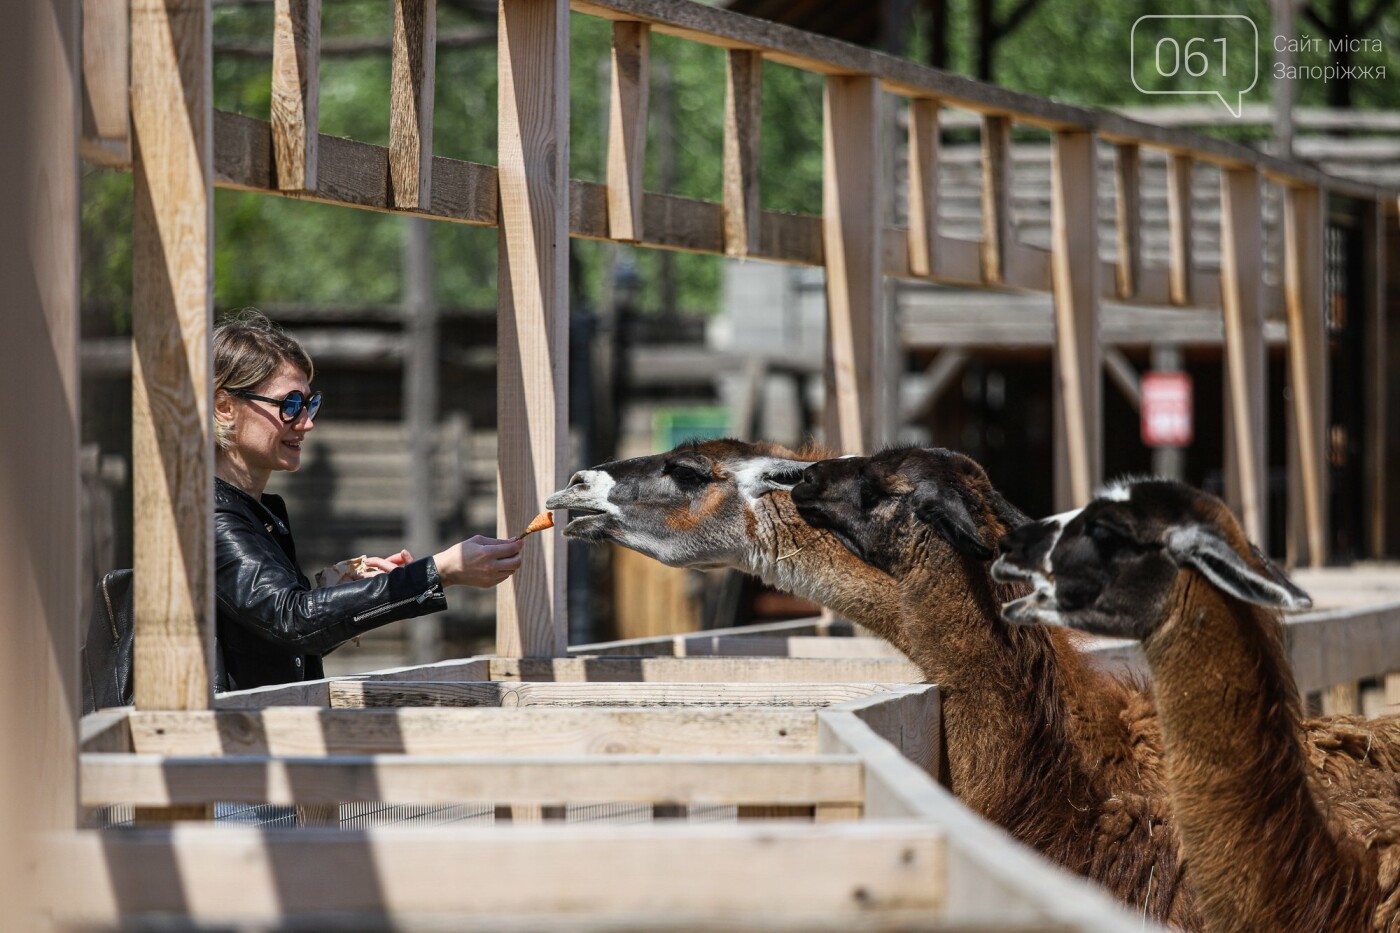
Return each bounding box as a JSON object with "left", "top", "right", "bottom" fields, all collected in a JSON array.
[
  {"left": 544, "top": 439, "right": 813, "bottom": 570},
  {"left": 992, "top": 479, "right": 1312, "bottom": 639},
  {"left": 791, "top": 446, "right": 1026, "bottom": 578}
]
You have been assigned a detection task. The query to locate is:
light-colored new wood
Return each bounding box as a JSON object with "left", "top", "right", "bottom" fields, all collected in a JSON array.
[
  {"left": 271, "top": 0, "right": 319, "bottom": 192},
  {"left": 906, "top": 98, "right": 939, "bottom": 278},
  {"left": 1219, "top": 167, "right": 1266, "bottom": 545},
  {"left": 488, "top": 656, "right": 922, "bottom": 682},
  {"left": 822, "top": 74, "right": 883, "bottom": 454},
  {"left": 1113, "top": 143, "right": 1139, "bottom": 299},
  {"left": 1283, "top": 185, "right": 1327, "bottom": 566},
  {"left": 1049, "top": 130, "right": 1102, "bottom": 509},
  {"left": 131, "top": 0, "right": 214, "bottom": 711},
  {"left": 389, "top": 0, "right": 435, "bottom": 208},
  {"left": 1166, "top": 153, "right": 1194, "bottom": 306},
  {"left": 496, "top": 0, "right": 569, "bottom": 657},
  {"left": 81, "top": 0, "right": 130, "bottom": 166},
  {"left": 980, "top": 114, "right": 1011, "bottom": 285},
  {"left": 722, "top": 48, "right": 761, "bottom": 256},
  {"left": 81, "top": 709, "right": 134, "bottom": 753},
  {"left": 1322, "top": 682, "right": 1360, "bottom": 716},
  {"left": 127, "top": 707, "right": 821, "bottom": 756},
  {"left": 606, "top": 21, "right": 649, "bottom": 242},
  {"left": 331, "top": 681, "right": 906, "bottom": 709}
]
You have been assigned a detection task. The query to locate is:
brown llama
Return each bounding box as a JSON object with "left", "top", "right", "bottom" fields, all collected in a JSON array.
[{"left": 995, "top": 477, "right": 1400, "bottom": 933}]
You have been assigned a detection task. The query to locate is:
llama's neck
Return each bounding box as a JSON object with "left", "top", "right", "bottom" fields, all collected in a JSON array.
[{"left": 1145, "top": 572, "right": 1376, "bottom": 932}]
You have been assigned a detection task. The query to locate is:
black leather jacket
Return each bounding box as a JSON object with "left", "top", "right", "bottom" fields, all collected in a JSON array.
[{"left": 214, "top": 477, "right": 448, "bottom": 691}]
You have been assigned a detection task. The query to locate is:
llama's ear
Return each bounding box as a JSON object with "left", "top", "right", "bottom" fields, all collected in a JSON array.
[
  {"left": 915, "top": 490, "right": 994, "bottom": 561},
  {"left": 737, "top": 458, "right": 808, "bottom": 500},
  {"left": 1166, "top": 526, "right": 1313, "bottom": 610}
]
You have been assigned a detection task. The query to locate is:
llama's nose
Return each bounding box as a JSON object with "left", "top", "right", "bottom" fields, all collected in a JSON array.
[{"left": 567, "top": 471, "right": 588, "bottom": 488}]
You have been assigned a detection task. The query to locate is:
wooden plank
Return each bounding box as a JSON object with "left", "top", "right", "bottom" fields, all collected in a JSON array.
[
  {"left": 1219, "top": 167, "right": 1267, "bottom": 545},
  {"left": 331, "top": 681, "right": 907, "bottom": 709},
  {"left": 822, "top": 74, "right": 883, "bottom": 454},
  {"left": 44, "top": 823, "right": 947, "bottom": 922},
  {"left": 1113, "top": 143, "right": 1140, "bottom": 298},
  {"left": 81, "top": 753, "right": 865, "bottom": 807},
  {"left": 1283, "top": 185, "right": 1327, "bottom": 566},
  {"left": 80, "top": 709, "right": 134, "bottom": 753},
  {"left": 128, "top": 708, "right": 821, "bottom": 756},
  {"left": 932, "top": 233, "right": 983, "bottom": 286},
  {"left": 606, "top": 21, "right": 649, "bottom": 242},
  {"left": 1282, "top": 601, "right": 1400, "bottom": 694},
  {"left": 1005, "top": 242, "right": 1051, "bottom": 292},
  {"left": 1364, "top": 200, "right": 1387, "bottom": 557},
  {"left": 1049, "top": 130, "right": 1102, "bottom": 509},
  {"left": 832, "top": 686, "right": 941, "bottom": 782},
  {"left": 131, "top": 0, "right": 214, "bottom": 710},
  {"left": 80, "top": 0, "right": 131, "bottom": 166},
  {"left": 270, "top": 0, "right": 319, "bottom": 192},
  {"left": 906, "top": 98, "right": 939, "bottom": 278},
  {"left": 214, "top": 658, "right": 494, "bottom": 709},
  {"left": 1167, "top": 153, "right": 1194, "bottom": 306},
  {"left": 496, "top": 0, "right": 569, "bottom": 657},
  {"left": 722, "top": 48, "right": 761, "bottom": 256},
  {"left": 979, "top": 115, "right": 1011, "bottom": 285},
  {"left": 389, "top": 0, "right": 435, "bottom": 208},
  {"left": 1322, "top": 682, "right": 1360, "bottom": 716},
  {"left": 756, "top": 208, "right": 823, "bottom": 265},
  {"left": 488, "top": 656, "right": 922, "bottom": 682}
]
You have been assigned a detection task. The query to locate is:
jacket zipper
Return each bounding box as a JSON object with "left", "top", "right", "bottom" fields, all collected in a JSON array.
[
  {"left": 101, "top": 573, "right": 119, "bottom": 644},
  {"left": 352, "top": 584, "right": 442, "bottom": 624}
]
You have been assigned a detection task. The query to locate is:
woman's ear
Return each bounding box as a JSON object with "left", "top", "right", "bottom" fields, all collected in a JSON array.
[{"left": 213, "top": 389, "right": 237, "bottom": 434}]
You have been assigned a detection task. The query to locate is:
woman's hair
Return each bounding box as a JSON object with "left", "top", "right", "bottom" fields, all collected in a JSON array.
[{"left": 213, "top": 309, "right": 315, "bottom": 451}]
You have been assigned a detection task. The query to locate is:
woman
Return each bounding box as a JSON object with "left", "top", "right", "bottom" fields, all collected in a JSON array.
[{"left": 212, "top": 310, "right": 523, "bottom": 690}]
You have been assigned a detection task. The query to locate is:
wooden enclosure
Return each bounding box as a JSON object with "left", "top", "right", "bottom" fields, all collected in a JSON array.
[{"left": 5, "top": 0, "right": 1399, "bottom": 926}]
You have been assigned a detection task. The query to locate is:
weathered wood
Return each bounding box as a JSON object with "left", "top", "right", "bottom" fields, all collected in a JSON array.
[
  {"left": 1219, "top": 167, "right": 1267, "bottom": 545},
  {"left": 270, "top": 0, "right": 319, "bottom": 191},
  {"left": 131, "top": 0, "right": 214, "bottom": 710},
  {"left": 979, "top": 114, "right": 1011, "bottom": 285},
  {"left": 833, "top": 686, "right": 940, "bottom": 781},
  {"left": 389, "top": 0, "right": 435, "bottom": 208},
  {"left": 1364, "top": 200, "right": 1387, "bottom": 557},
  {"left": 128, "top": 707, "right": 821, "bottom": 756},
  {"left": 496, "top": 0, "right": 569, "bottom": 657},
  {"left": 1049, "top": 130, "right": 1102, "bottom": 509},
  {"left": 81, "top": 0, "right": 131, "bottom": 166},
  {"left": 822, "top": 74, "right": 883, "bottom": 454},
  {"left": 606, "top": 21, "right": 649, "bottom": 242},
  {"left": 1283, "top": 185, "right": 1327, "bottom": 566},
  {"left": 1166, "top": 153, "right": 1194, "bottom": 306},
  {"left": 488, "top": 656, "right": 922, "bottom": 682},
  {"left": 1113, "top": 143, "right": 1140, "bottom": 298},
  {"left": 81, "top": 709, "right": 134, "bottom": 753},
  {"left": 722, "top": 48, "right": 761, "bottom": 256},
  {"left": 906, "top": 98, "right": 939, "bottom": 278},
  {"left": 331, "top": 681, "right": 906, "bottom": 709}
]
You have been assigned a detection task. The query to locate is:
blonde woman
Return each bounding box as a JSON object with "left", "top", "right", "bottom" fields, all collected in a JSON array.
[{"left": 212, "top": 311, "right": 522, "bottom": 690}]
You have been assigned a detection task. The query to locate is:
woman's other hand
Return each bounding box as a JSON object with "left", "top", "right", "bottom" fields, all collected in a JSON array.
[
  {"left": 362, "top": 549, "right": 412, "bottom": 575},
  {"left": 432, "top": 536, "right": 524, "bottom": 589}
]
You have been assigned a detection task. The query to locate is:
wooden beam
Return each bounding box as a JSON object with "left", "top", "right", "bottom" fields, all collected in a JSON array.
[
  {"left": 127, "top": 707, "right": 822, "bottom": 756},
  {"left": 131, "top": 0, "right": 214, "bottom": 710},
  {"left": 1049, "top": 130, "right": 1102, "bottom": 509},
  {"left": 1167, "top": 153, "right": 1194, "bottom": 306},
  {"left": 606, "top": 21, "right": 649, "bottom": 242},
  {"left": 1364, "top": 199, "right": 1387, "bottom": 557},
  {"left": 906, "top": 98, "right": 939, "bottom": 278},
  {"left": 1219, "top": 167, "right": 1267, "bottom": 545},
  {"left": 1114, "top": 143, "right": 1140, "bottom": 299},
  {"left": 270, "top": 0, "right": 319, "bottom": 192},
  {"left": 496, "top": 0, "right": 569, "bottom": 657},
  {"left": 389, "top": 0, "right": 435, "bottom": 208},
  {"left": 487, "top": 656, "right": 922, "bottom": 682},
  {"left": 833, "top": 686, "right": 941, "bottom": 781},
  {"left": 822, "top": 74, "right": 883, "bottom": 454},
  {"left": 979, "top": 114, "right": 1011, "bottom": 285},
  {"left": 722, "top": 48, "right": 761, "bottom": 257},
  {"left": 331, "top": 680, "right": 906, "bottom": 709},
  {"left": 1283, "top": 185, "right": 1327, "bottom": 566},
  {"left": 80, "top": 0, "right": 131, "bottom": 166}
]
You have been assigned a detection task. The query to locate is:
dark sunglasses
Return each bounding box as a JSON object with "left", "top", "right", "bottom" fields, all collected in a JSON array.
[{"left": 233, "top": 389, "right": 323, "bottom": 423}]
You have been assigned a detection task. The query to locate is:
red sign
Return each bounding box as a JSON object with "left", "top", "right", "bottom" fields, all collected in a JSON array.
[{"left": 1141, "top": 371, "right": 1193, "bottom": 447}]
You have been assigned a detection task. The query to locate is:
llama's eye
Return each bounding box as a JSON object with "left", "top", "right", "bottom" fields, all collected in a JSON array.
[
  {"left": 1089, "top": 521, "right": 1131, "bottom": 545},
  {"left": 858, "top": 476, "right": 882, "bottom": 509},
  {"left": 666, "top": 463, "right": 710, "bottom": 487}
]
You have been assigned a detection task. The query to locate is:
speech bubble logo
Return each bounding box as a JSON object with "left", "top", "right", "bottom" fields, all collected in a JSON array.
[{"left": 1131, "top": 15, "right": 1259, "bottom": 118}]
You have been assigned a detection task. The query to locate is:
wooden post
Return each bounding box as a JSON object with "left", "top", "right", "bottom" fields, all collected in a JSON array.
[
  {"left": 403, "top": 216, "right": 440, "bottom": 664},
  {"left": 270, "top": 0, "right": 319, "bottom": 192},
  {"left": 980, "top": 114, "right": 1011, "bottom": 285},
  {"left": 822, "top": 75, "right": 883, "bottom": 455},
  {"left": 722, "top": 49, "right": 761, "bottom": 257},
  {"left": 1167, "top": 153, "right": 1194, "bottom": 306},
  {"left": 0, "top": 0, "right": 80, "bottom": 923},
  {"left": 131, "top": 0, "right": 215, "bottom": 710},
  {"left": 906, "top": 98, "right": 939, "bottom": 279},
  {"left": 1283, "top": 185, "right": 1327, "bottom": 566},
  {"left": 606, "top": 21, "right": 648, "bottom": 243},
  {"left": 1219, "top": 167, "right": 1267, "bottom": 546},
  {"left": 390, "top": 0, "right": 435, "bottom": 209},
  {"left": 1049, "top": 130, "right": 1101, "bottom": 509},
  {"left": 496, "top": 0, "right": 568, "bottom": 657},
  {"left": 80, "top": 0, "right": 131, "bottom": 166},
  {"left": 1114, "top": 143, "right": 1140, "bottom": 299},
  {"left": 1364, "top": 198, "right": 1387, "bottom": 557}
]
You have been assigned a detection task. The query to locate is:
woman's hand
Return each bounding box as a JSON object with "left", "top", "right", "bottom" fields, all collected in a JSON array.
[
  {"left": 432, "top": 536, "right": 524, "bottom": 589},
  {"left": 362, "top": 549, "right": 412, "bottom": 575}
]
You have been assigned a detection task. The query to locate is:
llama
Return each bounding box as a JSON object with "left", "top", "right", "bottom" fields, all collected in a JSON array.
[
  {"left": 994, "top": 478, "right": 1400, "bottom": 933},
  {"left": 793, "top": 447, "right": 1199, "bottom": 929}
]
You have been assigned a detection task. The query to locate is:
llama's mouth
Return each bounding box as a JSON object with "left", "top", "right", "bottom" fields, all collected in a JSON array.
[{"left": 560, "top": 508, "right": 611, "bottom": 538}]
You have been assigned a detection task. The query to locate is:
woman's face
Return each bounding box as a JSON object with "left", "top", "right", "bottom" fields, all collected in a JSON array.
[{"left": 222, "top": 359, "right": 315, "bottom": 474}]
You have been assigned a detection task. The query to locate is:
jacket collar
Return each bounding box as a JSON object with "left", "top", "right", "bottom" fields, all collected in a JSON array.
[{"left": 214, "top": 476, "right": 290, "bottom": 536}]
